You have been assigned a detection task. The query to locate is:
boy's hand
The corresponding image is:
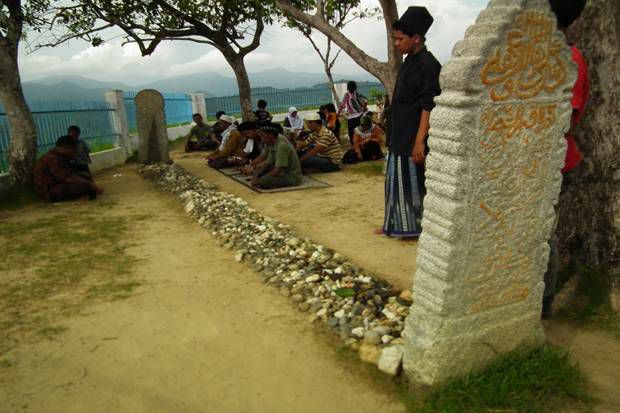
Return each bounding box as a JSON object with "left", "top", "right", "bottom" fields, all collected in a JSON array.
[{"left": 412, "top": 141, "right": 426, "bottom": 164}]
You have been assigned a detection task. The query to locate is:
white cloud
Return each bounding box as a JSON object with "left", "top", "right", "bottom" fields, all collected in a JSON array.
[{"left": 19, "top": 0, "right": 487, "bottom": 85}]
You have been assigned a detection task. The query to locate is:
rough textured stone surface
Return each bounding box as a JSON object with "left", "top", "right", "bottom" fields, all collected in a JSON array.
[
  {"left": 364, "top": 330, "right": 382, "bottom": 345},
  {"left": 378, "top": 345, "right": 403, "bottom": 376},
  {"left": 403, "top": 0, "right": 577, "bottom": 385},
  {"left": 359, "top": 344, "right": 381, "bottom": 365},
  {"left": 135, "top": 89, "right": 169, "bottom": 164}
]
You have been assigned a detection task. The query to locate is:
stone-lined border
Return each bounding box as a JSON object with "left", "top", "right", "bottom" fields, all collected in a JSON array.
[{"left": 139, "top": 163, "right": 412, "bottom": 376}]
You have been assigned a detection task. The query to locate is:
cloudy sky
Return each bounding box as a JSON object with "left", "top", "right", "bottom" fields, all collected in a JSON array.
[{"left": 19, "top": 0, "right": 488, "bottom": 86}]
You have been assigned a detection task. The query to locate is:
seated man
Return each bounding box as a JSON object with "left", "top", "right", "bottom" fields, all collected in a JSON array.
[
  {"left": 352, "top": 115, "right": 385, "bottom": 161},
  {"left": 208, "top": 111, "right": 227, "bottom": 142},
  {"left": 208, "top": 115, "right": 245, "bottom": 168},
  {"left": 185, "top": 113, "right": 218, "bottom": 152},
  {"left": 34, "top": 136, "right": 103, "bottom": 202},
  {"left": 254, "top": 99, "right": 273, "bottom": 124},
  {"left": 297, "top": 112, "right": 343, "bottom": 173},
  {"left": 66, "top": 125, "right": 92, "bottom": 177},
  {"left": 209, "top": 122, "right": 262, "bottom": 169},
  {"left": 251, "top": 123, "right": 302, "bottom": 190}
]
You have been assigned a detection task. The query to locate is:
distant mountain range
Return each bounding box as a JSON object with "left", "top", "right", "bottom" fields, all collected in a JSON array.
[{"left": 22, "top": 69, "right": 376, "bottom": 102}]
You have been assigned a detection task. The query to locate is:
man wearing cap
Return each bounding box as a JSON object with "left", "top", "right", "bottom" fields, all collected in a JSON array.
[
  {"left": 208, "top": 115, "right": 245, "bottom": 167},
  {"left": 208, "top": 122, "right": 262, "bottom": 169},
  {"left": 297, "top": 112, "right": 343, "bottom": 173},
  {"left": 251, "top": 123, "right": 303, "bottom": 190},
  {"left": 381, "top": 6, "right": 441, "bottom": 239}
]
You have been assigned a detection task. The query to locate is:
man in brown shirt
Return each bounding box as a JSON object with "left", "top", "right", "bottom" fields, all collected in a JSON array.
[
  {"left": 33, "top": 136, "right": 103, "bottom": 202},
  {"left": 207, "top": 115, "right": 246, "bottom": 168}
]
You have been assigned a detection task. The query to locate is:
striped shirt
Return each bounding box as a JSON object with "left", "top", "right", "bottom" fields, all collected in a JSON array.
[{"left": 308, "top": 127, "right": 343, "bottom": 164}]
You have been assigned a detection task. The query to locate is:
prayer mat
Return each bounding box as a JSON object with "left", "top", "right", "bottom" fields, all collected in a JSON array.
[
  {"left": 218, "top": 167, "right": 243, "bottom": 176},
  {"left": 215, "top": 168, "right": 330, "bottom": 193}
]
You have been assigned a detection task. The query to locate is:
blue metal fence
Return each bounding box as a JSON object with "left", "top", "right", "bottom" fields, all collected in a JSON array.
[
  {"left": 0, "top": 85, "right": 386, "bottom": 173},
  {"left": 123, "top": 91, "right": 193, "bottom": 132},
  {"left": 205, "top": 83, "right": 385, "bottom": 117},
  {"left": 0, "top": 101, "right": 118, "bottom": 173}
]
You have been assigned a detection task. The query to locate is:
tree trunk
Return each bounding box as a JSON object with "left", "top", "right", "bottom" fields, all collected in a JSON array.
[
  {"left": 276, "top": 0, "right": 400, "bottom": 97},
  {"left": 324, "top": 64, "right": 340, "bottom": 108},
  {"left": 0, "top": 44, "right": 37, "bottom": 188},
  {"left": 557, "top": 0, "right": 620, "bottom": 275},
  {"left": 378, "top": 0, "right": 401, "bottom": 95},
  {"left": 221, "top": 50, "right": 254, "bottom": 121}
]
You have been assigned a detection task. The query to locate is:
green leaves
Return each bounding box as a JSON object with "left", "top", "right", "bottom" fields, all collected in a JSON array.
[
  {"left": 49, "top": 0, "right": 273, "bottom": 55},
  {"left": 335, "top": 288, "right": 356, "bottom": 298}
]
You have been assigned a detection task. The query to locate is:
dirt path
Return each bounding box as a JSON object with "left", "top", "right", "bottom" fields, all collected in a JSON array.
[
  {"left": 174, "top": 152, "right": 417, "bottom": 291},
  {"left": 3, "top": 163, "right": 619, "bottom": 413},
  {"left": 1, "top": 165, "right": 403, "bottom": 413},
  {"left": 545, "top": 322, "right": 620, "bottom": 412}
]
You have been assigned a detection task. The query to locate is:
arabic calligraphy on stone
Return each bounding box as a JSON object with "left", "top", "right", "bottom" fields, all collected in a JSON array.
[{"left": 480, "top": 10, "right": 567, "bottom": 102}]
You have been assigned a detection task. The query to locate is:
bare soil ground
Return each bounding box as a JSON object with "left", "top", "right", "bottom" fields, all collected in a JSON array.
[
  {"left": 174, "top": 152, "right": 620, "bottom": 412},
  {"left": 1, "top": 162, "right": 619, "bottom": 413},
  {"left": 0, "top": 165, "right": 403, "bottom": 413},
  {"left": 174, "top": 151, "right": 417, "bottom": 291},
  {"left": 545, "top": 322, "right": 620, "bottom": 412}
]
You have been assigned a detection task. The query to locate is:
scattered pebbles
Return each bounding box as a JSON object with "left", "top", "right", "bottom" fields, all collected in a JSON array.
[{"left": 139, "top": 163, "right": 412, "bottom": 376}]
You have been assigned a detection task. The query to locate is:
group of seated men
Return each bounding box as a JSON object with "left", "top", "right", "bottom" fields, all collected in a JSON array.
[
  {"left": 33, "top": 125, "right": 103, "bottom": 202},
  {"left": 184, "top": 100, "right": 386, "bottom": 190}
]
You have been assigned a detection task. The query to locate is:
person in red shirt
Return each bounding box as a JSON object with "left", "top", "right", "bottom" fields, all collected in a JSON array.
[
  {"left": 33, "top": 136, "right": 103, "bottom": 202},
  {"left": 543, "top": 0, "right": 589, "bottom": 318}
]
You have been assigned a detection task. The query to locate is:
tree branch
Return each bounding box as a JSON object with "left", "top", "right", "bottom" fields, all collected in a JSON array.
[
  {"left": 276, "top": 0, "right": 387, "bottom": 79},
  {"left": 237, "top": 16, "right": 263, "bottom": 57},
  {"left": 35, "top": 22, "right": 114, "bottom": 49},
  {"left": 304, "top": 31, "right": 327, "bottom": 64},
  {"left": 377, "top": 0, "right": 401, "bottom": 67}
]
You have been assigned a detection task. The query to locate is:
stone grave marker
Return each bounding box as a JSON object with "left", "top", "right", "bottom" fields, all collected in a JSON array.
[
  {"left": 403, "top": 0, "right": 577, "bottom": 385},
  {"left": 135, "top": 89, "right": 170, "bottom": 164}
]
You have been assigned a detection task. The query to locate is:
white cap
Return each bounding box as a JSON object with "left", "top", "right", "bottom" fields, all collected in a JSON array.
[
  {"left": 305, "top": 112, "right": 322, "bottom": 122},
  {"left": 288, "top": 106, "right": 298, "bottom": 114},
  {"left": 220, "top": 115, "right": 236, "bottom": 124}
]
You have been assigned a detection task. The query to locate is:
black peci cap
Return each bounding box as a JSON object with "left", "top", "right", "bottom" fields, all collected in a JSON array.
[{"left": 393, "top": 6, "right": 434, "bottom": 37}]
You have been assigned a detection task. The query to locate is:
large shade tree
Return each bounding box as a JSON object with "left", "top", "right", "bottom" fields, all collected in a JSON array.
[
  {"left": 558, "top": 0, "right": 620, "bottom": 294},
  {"left": 276, "top": 0, "right": 401, "bottom": 95},
  {"left": 52, "top": 0, "right": 270, "bottom": 120},
  {"left": 0, "top": 0, "right": 48, "bottom": 187},
  {"left": 285, "top": 3, "right": 378, "bottom": 107}
]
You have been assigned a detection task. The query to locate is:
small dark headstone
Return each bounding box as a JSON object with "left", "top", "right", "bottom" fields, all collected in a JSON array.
[{"left": 135, "top": 89, "right": 169, "bottom": 164}]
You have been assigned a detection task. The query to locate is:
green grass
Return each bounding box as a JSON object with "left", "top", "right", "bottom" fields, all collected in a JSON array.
[
  {"left": 0, "top": 185, "right": 42, "bottom": 211},
  {"left": 332, "top": 343, "right": 591, "bottom": 413},
  {"left": 412, "top": 346, "right": 592, "bottom": 413},
  {"left": 0, "top": 201, "right": 143, "bottom": 353},
  {"left": 347, "top": 161, "right": 385, "bottom": 177},
  {"left": 37, "top": 325, "right": 69, "bottom": 339},
  {"left": 559, "top": 266, "right": 620, "bottom": 337},
  {"left": 169, "top": 136, "right": 187, "bottom": 152},
  {"left": 167, "top": 121, "right": 192, "bottom": 128},
  {"left": 90, "top": 142, "right": 116, "bottom": 153},
  {"left": 87, "top": 281, "right": 142, "bottom": 301}
]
